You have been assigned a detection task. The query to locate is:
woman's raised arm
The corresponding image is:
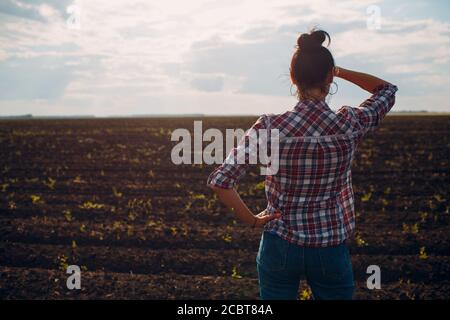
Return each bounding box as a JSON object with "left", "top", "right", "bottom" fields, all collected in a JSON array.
[{"left": 334, "top": 66, "right": 391, "bottom": 93}]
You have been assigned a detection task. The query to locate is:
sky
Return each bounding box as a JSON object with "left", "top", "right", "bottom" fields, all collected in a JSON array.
[{"left": 0, "top": 0, "right": 449, "bottom": 116}]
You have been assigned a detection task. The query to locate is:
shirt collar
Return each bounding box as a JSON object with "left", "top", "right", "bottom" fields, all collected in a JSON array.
[{"left": 294, "top": 99, "right": 331, "bottom": 112}]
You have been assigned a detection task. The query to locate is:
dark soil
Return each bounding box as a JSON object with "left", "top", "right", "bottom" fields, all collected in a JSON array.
[{"left": 0, "top": 115, "right": 449, "bottom": 299}]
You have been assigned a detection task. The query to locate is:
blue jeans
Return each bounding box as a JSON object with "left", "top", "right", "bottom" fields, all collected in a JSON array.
[{"left": 256, "top": 231, "right": 355, "bottom": 300}]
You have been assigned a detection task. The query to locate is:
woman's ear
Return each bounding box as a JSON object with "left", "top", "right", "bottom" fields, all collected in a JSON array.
[
  {"left": 290, "top": 69, "right": 297, "bottom": 85},
  {"left": 326, "top": 69, "right": 333, "bottom": 84}
]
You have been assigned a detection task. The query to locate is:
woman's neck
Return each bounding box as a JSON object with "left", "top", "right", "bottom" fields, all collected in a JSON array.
[{"left": 300, "top": 88, "right": 327, "bottom": 101}]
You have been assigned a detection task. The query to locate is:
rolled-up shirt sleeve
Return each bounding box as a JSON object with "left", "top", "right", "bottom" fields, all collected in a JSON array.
[
  {"left": 207, "top": 116, "right": 266, "bottom": 189},
  {"left": 345, "top": 83, "right": 398, "bottom": 131}
]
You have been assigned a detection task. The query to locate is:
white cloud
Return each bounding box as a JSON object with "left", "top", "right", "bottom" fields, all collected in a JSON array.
[
  {"left": 386, "top": 63, "right": 430, "bottom": 74},
  {"left": 0, "top": 0, "right": 449, "bottom": 114}
]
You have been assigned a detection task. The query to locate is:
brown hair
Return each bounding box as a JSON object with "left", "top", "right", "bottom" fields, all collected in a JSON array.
[{"left": 290, "top": 29, "right": 335, "bottom": 100}]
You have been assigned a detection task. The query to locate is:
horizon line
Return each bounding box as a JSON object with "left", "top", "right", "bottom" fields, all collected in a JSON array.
[{"left": 1, "top": 111, "right": 450, "bottom": 120}]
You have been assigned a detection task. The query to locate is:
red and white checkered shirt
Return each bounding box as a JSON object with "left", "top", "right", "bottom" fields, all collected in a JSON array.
[{"left": 207, "top": 83, "right": 398, "bottom": 247}]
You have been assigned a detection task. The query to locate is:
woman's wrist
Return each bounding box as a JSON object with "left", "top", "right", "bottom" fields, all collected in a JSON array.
[
  {"left": 252, "top": 216, "right": 257, "bottom": 228},
  {"left": 235, "top": 207, "right": 256, "bottom": 227},
  {"left": 334, "top": 66, "right": 340, "bottom": 77}
]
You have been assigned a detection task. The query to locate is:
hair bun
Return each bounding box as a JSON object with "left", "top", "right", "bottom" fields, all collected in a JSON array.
[{"left": 297, "top": 29, "right": 330, "bottom": 52}]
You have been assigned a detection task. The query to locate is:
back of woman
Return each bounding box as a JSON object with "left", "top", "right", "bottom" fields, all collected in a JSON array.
[{"left": 208, "top": 29, "right": 397, "bottom": 300}]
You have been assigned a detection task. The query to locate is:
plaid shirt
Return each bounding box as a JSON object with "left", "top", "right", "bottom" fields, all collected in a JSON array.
[{"left": 207, "top": 83, "right": 398, "bottom": 247}]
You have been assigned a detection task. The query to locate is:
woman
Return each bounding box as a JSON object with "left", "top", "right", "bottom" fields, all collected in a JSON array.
[{"left": 207, "top": 29, "right": 397, "bottom": 300}]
